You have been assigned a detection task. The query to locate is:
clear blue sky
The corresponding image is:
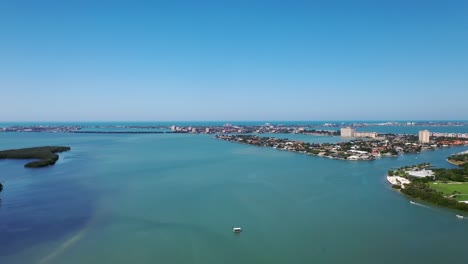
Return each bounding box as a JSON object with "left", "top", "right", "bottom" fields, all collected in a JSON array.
[{"left": 1, "top": 0, "right": 467, "bottom": 121}]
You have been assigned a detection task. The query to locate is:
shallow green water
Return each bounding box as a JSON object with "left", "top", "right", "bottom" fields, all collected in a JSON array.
[{"left": 1, "top": 132, "right": 468, "bottom": 264}]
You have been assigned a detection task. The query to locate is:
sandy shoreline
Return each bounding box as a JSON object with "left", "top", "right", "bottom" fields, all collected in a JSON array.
[
  {"left": 386, "top": 175, "right": 410, "bottom": 188},
  {"left": 447, "top": 159, "right": 465, "bottom": 166}
]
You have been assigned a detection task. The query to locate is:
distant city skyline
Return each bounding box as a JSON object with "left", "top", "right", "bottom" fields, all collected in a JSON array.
[{"left": 1, "top": 0, "right": 467, "bottom": 121}]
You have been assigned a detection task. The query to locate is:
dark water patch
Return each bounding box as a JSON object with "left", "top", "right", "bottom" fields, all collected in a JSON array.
[
  {"left": 110, "top": 214, "right": 202, "bottom": 233},
  {"left": 0, "top": 180, "right": 95, "bottom": 256}
]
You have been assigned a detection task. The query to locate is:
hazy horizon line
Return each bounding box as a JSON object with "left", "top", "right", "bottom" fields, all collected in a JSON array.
[{"left": 1, "top": 119, "right": 467, "bottom": 123}]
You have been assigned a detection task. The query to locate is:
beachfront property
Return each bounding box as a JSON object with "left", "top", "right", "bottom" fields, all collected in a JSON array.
[
  {"left": 407, "top": 169, "right": 434, "bottom": 178},
  {"left": 218, "top": 131, "right": 468, "bottom": 162},
  {"left": 387, "top": 176, "right": 411, "bottom": 188},
  {"left": 387, "top": 164, "right": 434, "bottom": 188},
  {"left": 394, "top": 165, "right": 434, "bottom": 179},
  {"left": 419, "top": 130, "right": 430, "bottom": 143}
]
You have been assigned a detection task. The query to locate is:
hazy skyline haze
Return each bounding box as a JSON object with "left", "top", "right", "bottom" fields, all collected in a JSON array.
[{"left": 1, "top": 0, "right": 467, "bottom": 121}]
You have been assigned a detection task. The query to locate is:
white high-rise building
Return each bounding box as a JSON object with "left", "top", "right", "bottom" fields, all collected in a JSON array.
[
  {"left": 419, "top": 130, "right": 430, "bottom": 143},
  {"left": 341, "top": 127, "right": 356, "bottom": 137}
]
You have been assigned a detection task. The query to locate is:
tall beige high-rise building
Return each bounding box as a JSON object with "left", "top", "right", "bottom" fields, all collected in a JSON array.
[
  {"left": 419, "top": 130, "right": 430, "bottom": 143},
  {"left": 341, "top": 127, "right": 356, "bottom": 137}
]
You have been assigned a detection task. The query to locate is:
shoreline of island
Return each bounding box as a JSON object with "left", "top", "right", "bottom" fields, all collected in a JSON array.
[
  {"left": 0, "top": 146, "right": 71, "bottom": 168},
  {"left": 386, "top": 152, "right": 468, "bottom": 212},
  {"left": 448, "top": 159, "right": 464, "bottom": 166},
  {"left": 216, "top": 134, "right": 467, "bottom": 161},
  {"left": 447, "top": 150, "right": 468, "bottom": 166}
]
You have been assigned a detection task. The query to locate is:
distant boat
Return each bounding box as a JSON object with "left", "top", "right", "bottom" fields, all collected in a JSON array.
[
  {"left": 410, "top": 201, "right": 416, "bottom": 205},
  {"left": 233, "top": 227, "right": 242, "bottom": 233},
  {"left": 456, "top": 215, "right": 464, "bottom": 219}
]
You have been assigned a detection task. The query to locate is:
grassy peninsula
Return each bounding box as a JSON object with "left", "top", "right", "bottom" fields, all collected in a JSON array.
[
  {"left": 0, "top": 146, "right": 71, "bottom": 168},
  {"left": 388, "top": 161, "right": 468, "bottom": 212},
  {"left": 448, "top": 152, "right": 468, "bottom": 166}
]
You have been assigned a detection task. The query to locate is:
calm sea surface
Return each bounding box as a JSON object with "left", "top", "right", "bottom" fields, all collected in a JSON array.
[{"left": 1, "top": 123, "right": 468, "bottom": 264}]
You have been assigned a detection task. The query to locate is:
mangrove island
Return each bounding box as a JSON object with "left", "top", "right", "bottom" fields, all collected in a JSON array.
[{"left": 0, "top": 146, "right": 71, "bottom": 168}]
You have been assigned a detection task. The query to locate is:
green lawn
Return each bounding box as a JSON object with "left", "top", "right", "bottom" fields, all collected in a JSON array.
[{"left": 429, "top": 182, "right": 468, "bottom": 201}]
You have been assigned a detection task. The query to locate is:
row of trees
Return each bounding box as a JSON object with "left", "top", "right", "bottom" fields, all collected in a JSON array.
[
  {"left": 449, "top": 154, "right": 468, "bottom": 163},
  {"left": 434, "top": 163, "right": 468, "bottom": 182},
  {"left": 401, "top": 181, "right": 468, "bottom": 212}
]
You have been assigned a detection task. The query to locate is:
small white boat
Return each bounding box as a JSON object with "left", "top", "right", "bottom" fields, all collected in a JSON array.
[
  {"left": 456, "top": 215, "right": 464, "bottom": 219},
  {"left": 233, "top": 227, "right": 242, "bottom": 233},
  {"left": 410, "top": 201, "right": 416, "bottom": 205}
]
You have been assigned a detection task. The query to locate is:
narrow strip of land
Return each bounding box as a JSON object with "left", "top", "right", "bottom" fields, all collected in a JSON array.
[{"left": 217, "top": 134, "right": 466, "bottom": 161}]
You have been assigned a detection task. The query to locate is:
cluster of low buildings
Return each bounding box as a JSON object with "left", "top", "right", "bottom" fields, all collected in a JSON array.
[
  {"left": 387, "top": 164, "right": 434, "bottom": 188},
  {"left": 340, "top": 128, "right": 468, "bottom": 146},
  {"left": 170, "top": 124, "right": 249, "bottom": 134},
  {"left": 217, "top": 135, "right": 418, "bottom": 161},
  {"left": 169, "top": 123, "right": 339, "bottom": 135},
  {"left": 0, "top": 126, "right": 81, "bottom": 133},
  {"left": 218, "top": 129, "right": 468, "bottom": 162},
  {"left": 431, "top": 132, "right": 468, "bottom": 139},
  {"left": 419, "top": 130, "right": 468, "bottom": 146}
]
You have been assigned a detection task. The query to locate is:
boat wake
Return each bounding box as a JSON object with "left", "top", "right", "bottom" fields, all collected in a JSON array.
[
  {"left": 409, "top": 201, "right": 431, "bottom": 209},
  {"left": 456, "top": 214, "right": 467, "bottom": 220},
  {"left": 410, "top": 202, "right": 468, "bottom": 220}
]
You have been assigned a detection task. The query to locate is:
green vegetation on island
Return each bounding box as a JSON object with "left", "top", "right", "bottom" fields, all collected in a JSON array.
[
  {"left": 388, "top": 161, "right": 468, "bottom": 212},
  {"left": 0, "top": 146, "right": 71, "bottom": 168},
  {"left": 448, "top": 152, "right": 468, "bottom": 166},
  {"left": 402, "top": 181, "right": 468, "bottom": 211}
]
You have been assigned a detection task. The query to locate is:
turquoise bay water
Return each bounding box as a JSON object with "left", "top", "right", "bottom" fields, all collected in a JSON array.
[{"left": 1, "top": 130, "right": 468, "bottom": 264}]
